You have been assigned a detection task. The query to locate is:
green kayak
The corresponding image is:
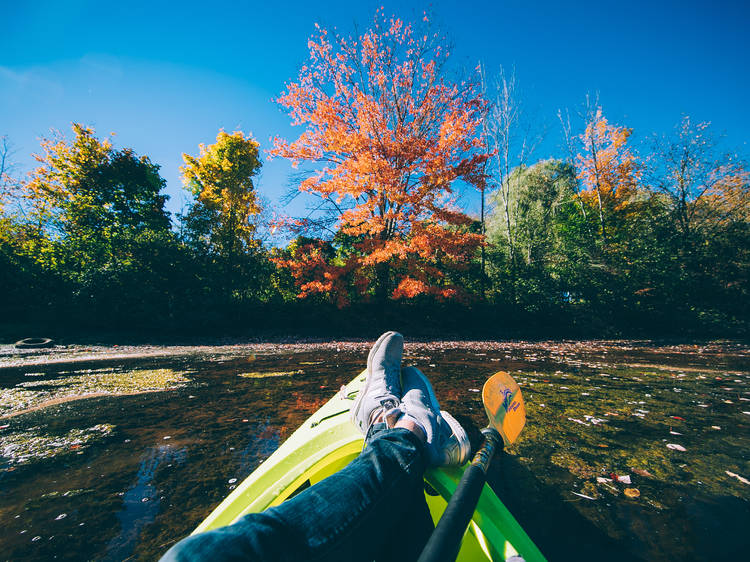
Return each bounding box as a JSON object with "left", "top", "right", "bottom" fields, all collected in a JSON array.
[{"left": 194, "top": 371, "right": 546, "bottom": 562}]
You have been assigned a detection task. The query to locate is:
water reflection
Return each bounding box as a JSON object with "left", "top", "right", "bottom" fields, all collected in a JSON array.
[
  {"left": 233, "top": 419, "right": 280, "bottom": 475},
  {"left": 104, "top": 445, "right": 187, "bottom": 561}
]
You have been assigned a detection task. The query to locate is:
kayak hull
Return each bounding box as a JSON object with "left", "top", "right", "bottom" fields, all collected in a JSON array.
[{"left": 194, "top": 371, "right": 545, "bottom": 562}]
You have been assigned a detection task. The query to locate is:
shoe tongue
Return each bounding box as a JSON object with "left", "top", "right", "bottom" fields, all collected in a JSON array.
[
  {"left": 380, "top": 398, "right": 399, "bottom": 410},
  {"left": 381, "top": 401, "right": 404, "bottom": 428}
]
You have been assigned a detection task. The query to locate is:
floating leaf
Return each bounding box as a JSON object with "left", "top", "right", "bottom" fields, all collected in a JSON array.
[
  {"left": 725, "top": 471, "right": 749, "bottom": 485},
  {"left": 624, "top": 488, "right": 640, "bottom": 498}
]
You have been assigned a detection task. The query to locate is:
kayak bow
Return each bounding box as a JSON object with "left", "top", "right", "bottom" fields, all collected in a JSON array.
[{"left": 193, "top": 371, "right": 545, "bottom": 562}]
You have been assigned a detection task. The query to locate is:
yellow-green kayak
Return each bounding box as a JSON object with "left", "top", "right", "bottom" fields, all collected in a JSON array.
[{"left": 194, "top": 372, "right": 546, "bottom": 561}]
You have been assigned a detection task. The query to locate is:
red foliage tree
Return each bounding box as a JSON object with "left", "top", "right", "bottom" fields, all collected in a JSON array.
[{"left": 271, "top": 11, "right": 489, "bottom": 305}]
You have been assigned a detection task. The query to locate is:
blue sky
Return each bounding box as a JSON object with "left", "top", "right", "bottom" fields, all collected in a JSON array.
[{"left": 2, "top": 0, "right": 748, "bottom": 222}]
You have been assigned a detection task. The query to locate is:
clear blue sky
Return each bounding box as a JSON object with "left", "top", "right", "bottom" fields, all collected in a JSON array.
[{"left": 2, "top": 0, "right": 748, "bottom": 222}]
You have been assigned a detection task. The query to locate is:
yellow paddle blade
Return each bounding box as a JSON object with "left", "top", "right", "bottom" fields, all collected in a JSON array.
[{"left": 482, "top": 371, "right": 526, "bottom": 446}]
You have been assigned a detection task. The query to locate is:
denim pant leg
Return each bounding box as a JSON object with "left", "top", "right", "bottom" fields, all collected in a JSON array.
[
  {"left": 162, "top": 428, "right": 428, "bottom": 562},
  {"left": 373, "top": 471, "right": 435, "bottom": 562}
]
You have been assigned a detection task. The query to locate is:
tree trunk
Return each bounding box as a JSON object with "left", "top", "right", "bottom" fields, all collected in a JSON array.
[{"left": 375, "top": 261, "right": 390, "bottom": 303}]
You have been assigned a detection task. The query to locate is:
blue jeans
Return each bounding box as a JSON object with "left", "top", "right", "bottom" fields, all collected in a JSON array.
[{"left": 161, "top": 427, "right": 434, "bottom": 562}]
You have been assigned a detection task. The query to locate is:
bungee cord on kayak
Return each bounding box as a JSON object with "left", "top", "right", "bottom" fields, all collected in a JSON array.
[{"left": 161, "top": 332, "right": 539, "bottom": 562}]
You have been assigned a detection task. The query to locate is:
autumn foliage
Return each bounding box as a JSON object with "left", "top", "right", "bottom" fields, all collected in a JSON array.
[
  {"left": 181, "top": 131, "right": 262, "bottom": 257},
  {"left": 1, "top": 13, "right": 748, "bottom": 336},
  {"left": 271, "top": 11, "right": 489, "bottom": 305},
  {"left": 576, "top": 109, "right": 641, "bottom": 237}
]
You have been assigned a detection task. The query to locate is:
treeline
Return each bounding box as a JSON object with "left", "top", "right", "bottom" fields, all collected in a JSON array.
[{"left": 1, "top": 14, "right": 748, "bottom": 339}]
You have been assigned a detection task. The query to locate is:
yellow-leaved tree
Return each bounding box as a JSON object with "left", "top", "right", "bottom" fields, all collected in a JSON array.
[{"left": 180, "top": 130, "right": 264, "bottom": 296}]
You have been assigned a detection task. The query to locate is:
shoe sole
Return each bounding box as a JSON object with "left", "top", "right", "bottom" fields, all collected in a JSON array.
[
  {"left": 404, "top": 367, "right": 471, "bottom": 466},
  {"left": 350, "top": 331, "right": 397, "bottom": 430},
  {"left": 440, "top": 410, "right": 471, "bottom": 466}
]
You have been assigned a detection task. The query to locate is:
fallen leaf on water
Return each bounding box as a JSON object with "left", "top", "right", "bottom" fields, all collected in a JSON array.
[
  {"left": 632, "top": 468, "right": 654, "bottom": 478},
  {"left": 670, "top": 416, "right": 685, "bottom": 421},
  {"left": 667, "top": 443, "right": 686, "bottom": 451},
  {"left": 725, "top": 471, "right": 749, "bottom": 485},
  {"left": 624, "top": 488, "right": 640, "bottom": 498}
]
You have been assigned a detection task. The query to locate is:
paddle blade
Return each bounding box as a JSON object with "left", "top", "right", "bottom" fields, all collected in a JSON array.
[{"left": 482, "top": 371, "right": 526, "bottom": 446}]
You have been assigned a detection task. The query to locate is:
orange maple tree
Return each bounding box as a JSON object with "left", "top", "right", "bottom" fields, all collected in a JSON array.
[
  {"left": 271, "top": 11, "right": 489, "bottom": 305},
  {"left": 576, "top": 108, "right": 641, "bottom": 238}
]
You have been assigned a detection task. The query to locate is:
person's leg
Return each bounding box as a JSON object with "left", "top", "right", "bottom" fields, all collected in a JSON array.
[
  {"left": 162, "top": 334, "right": 469, "bottom": 562},
  {"left": 375, "top": 366, "right": 472, "bottom": 561},
  {"left": 161, "top": 427, "right": 427, "bottom": 562},
  {"left": 373, "top": 475, "right": 435, "bottom": 562}
]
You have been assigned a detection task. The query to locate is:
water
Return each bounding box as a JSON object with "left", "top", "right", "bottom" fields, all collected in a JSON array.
[{"left": 0, "top": 341, "right": 748, "bottom": 561}]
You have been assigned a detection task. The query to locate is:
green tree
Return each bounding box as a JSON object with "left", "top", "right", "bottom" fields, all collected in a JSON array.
[
  {"left": 486, "top": 160, "right": 577, "bottom": 308},
  {"left": 21, "top": 124, "right": 170, "bottom": 275}
]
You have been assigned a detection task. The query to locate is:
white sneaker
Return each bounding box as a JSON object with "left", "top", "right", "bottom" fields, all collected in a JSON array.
[
  {"left": 400, "top": 367, "right": 470, "bottom": 467},
  {"left": 350, "top": 332, "right": 404, "bottom": 436}
]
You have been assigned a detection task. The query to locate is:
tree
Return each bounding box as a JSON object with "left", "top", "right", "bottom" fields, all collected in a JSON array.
[
  {"left": 180, "top": 131, "right": 263, "bottom": 257},
  {"left": 489, "top": 160, "right": 577, "bottom": 264},
  {"left": 180, "top": 130, "right": 264, "bottom": 299},
  {"left": 650, "top": 116, "right": 749, "bottom": 245},
  {"left": 576, "top": 107, "right": 640, "bottom": 241},
  {"left": 20, "top": 124, "right": 170, "bottom": 274},
  {"left": 271, "top": 11, "right": 489, "bottom": 305},
  {"left": 486, "top": 160, "right": 578, "bottom": 309},
  {"left": 480, "top": 66, "right": 542, "bottom": 300},
  {"left": 0, "top": 136, "right": 16, "bottom": 215},
  {"left": 648, "top": 116, "right": 749, "bottom": 326}
]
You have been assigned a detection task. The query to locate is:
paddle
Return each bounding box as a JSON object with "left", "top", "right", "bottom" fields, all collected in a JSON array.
[{"left": 417, "top": 371, "right": 526, "bottom": 562}]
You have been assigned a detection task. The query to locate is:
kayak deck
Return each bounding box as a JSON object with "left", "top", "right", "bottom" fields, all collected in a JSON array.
[{"left": 194, "top": 372, "right": 545, "bottom": 561}]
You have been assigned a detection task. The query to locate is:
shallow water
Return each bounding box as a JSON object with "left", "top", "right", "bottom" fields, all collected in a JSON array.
[{"left": 0, "top": 341, "right": 748, "bottom": 561}]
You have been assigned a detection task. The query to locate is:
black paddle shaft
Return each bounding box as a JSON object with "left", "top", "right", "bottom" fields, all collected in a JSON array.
[{"left": 418, "top": 428, "right": 503, "bottom": 562}]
